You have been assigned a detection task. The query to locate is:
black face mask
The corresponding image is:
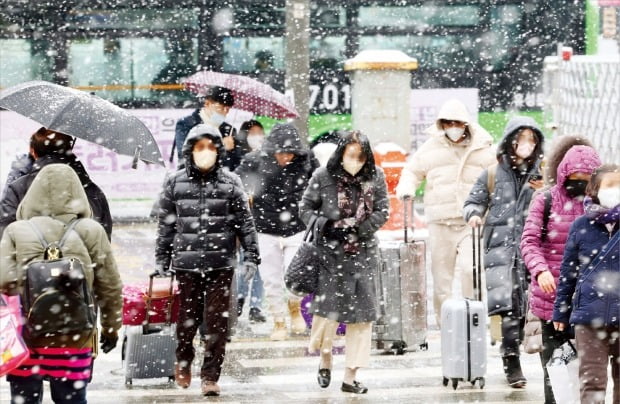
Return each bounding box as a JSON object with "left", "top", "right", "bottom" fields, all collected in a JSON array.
[{"left": 564, "top": 179, "right": 588, "bottom": 198}]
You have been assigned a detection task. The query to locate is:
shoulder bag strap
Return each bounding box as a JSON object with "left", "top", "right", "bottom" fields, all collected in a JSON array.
[
  {"left": 541, "top": 191, "right": 552, "bottom": 242},
  {"left": 27, "top": 221, "right": 49, "bottom": 249},
  {"left": 579, "top": 230, "right": 620, "bottom": 284},
  {"left": 58, "top": 219, "right": 82, "bottom": 248},
  {"left": 486, "top": 163, "right": 497, "bottom": 195}
]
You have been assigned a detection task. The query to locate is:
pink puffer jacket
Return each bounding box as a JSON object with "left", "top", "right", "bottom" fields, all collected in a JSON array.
[{"left": 520, "top": 146, "right": 601, "bottom": 321}]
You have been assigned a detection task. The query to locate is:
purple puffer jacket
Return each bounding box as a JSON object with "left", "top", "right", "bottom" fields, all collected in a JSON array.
[{"left": 520, "top": 146, "right": 601, "bottom": 321}]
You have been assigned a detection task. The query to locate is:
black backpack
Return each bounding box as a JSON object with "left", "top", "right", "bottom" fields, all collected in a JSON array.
[{"left": 22, "top": 219, "right": 96, "bottom": 339}]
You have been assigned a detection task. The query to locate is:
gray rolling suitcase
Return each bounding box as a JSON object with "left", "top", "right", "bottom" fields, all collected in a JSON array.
[
  {"left": 441, "top": 226, "right": 487, "bottom": 389},
  {"left": 123, "top": 272, "right": 177, "bottom": 385},
  {"left": 374, "top": 198, "right": 428, "bottom": 354}
]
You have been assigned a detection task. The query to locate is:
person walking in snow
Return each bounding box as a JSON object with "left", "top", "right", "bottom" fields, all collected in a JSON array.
[
  {"left": 299, "top": 131, "right": 389, "bottom": 394},
  {"left": 552, "top": 164, "right": 619, "bottom": 404},
  {"left": 156, "top": 124, "right": 259, "bottom": 396},
  {"left": 521, "top": 145, "right": 601, "bottom": 404},
  {"left": 235, "top": 123, "right": 319, "bottom": 340},
  {"left": 395, "top": 99, "right": 495, "bottom": 325},
  {"left": 463, "top": 116, "right": 545, "bottom": 388},
  {"left": 1, "top": 164, "right": 122, "bottom": 404},
  {"left": 235, "top": 119, "right": 267, "bottom": 323}
]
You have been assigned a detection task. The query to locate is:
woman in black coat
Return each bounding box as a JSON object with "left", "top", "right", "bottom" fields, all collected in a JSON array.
[{"left": 299, "top": 131, "right": 389, "bottom": 394}]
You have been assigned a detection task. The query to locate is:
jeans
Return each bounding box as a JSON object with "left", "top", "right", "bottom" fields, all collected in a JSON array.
[
  {"left": 539, "top": 320, "right": 567, "bottom": 404},
  {"left": 236, "top": 252, "right": 264, "bottom": 309},
  {"left": 9, "top": 376, "right": 87, "bottom": 404}
]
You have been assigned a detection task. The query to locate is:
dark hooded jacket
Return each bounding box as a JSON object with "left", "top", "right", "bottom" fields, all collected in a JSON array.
[
  {"left": 0, "top": 154, "right": 112, "bottom": 240},
  {"left": 553, "top": 216, "right": 619, "bottom": 327},
  {"left": 156, "top": 127, "right": 259, "bottom": 273},
  {"left": 463, "top": 116, "right": 544, "bottom": 316},
  {"left": 174, "top": 109, "right": 242, "bottom": 171},
  {"left": 235, "top": 123, "right": 319, "bottom": 237}
]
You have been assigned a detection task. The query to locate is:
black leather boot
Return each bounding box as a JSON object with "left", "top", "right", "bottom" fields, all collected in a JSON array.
[
  {"left": 503, "top": 356, "right": 527, "bottom": 388},
  {"left": 237, "top": 298, "right": 244, "bottom": 317}
]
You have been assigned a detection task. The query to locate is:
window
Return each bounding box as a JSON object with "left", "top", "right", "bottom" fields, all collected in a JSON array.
[
  {"left": 223, "top": 37, "right": 285, "bottom": 72},
  {"left": 0, "top": 39, "right": 54, "bottom": 88},
  {"left": 358, "top": 5, "right": 480, "bottom": 28},
  {"left": 65, "top": 9, "right": 200, "bottom": 30},
  {"left": 68, "top": 37, "right": 197, "bottom": 104}
]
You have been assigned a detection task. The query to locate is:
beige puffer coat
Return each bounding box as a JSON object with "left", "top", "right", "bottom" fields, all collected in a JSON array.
[
  {"left": 395, "top": 99, "right": 496, "bottom": 223},
  {"left": 0, "top": 164, "right": 122, "bottom": 348}
]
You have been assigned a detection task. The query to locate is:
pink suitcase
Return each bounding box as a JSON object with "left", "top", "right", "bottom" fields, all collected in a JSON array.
[{"left": 122, "top": 276, "right": 180, "bottom": 326}]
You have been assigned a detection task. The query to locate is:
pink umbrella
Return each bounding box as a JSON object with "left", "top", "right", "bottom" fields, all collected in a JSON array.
[{"left": 182, "top": 71, "right": 299, "bottom": 119}]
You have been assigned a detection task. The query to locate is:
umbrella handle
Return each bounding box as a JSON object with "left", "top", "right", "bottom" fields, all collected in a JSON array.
[{"left": 132, "top": 145, "right": 142, "bottom": 169}]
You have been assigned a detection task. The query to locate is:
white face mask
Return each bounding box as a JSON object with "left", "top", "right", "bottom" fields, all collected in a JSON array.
[
  {"left": 598, "top": 187, "right": 620, "bottom": 209},
  {"left": 192, "top": 149, "right": 218, "bottom": 170},
  {"left": 342, "top": 157, "right": 365, "bottom": 176},
  {"left": 247, "top": 134, "right": 264, "bottom": 151},
  {"left": 445, "top": 127, "right": 465, "bottom": 142},
  {"left": 210, "top": 112, "right": 226, "bottom": 127},
  {"left": 515, "top": 142, "right": 535, "bottom": 159}
]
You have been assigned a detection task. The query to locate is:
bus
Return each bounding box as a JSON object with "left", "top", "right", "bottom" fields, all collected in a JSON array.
[{"left": 1, "top": 0, "right": 592, "bottom": 141}]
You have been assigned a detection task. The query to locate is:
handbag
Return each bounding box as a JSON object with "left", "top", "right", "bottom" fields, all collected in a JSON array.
[
  {"left": 285, "top": 217, "right": 324, "bottom": 297},
  {"left": 522, "top": 304, "right": 543, "bottom": 354},
  {"left": 546, "top": 340, "right": 580, "bottom": 404},
  {"left": 0, "top": 294, "right": 29, "bottom": 376}
]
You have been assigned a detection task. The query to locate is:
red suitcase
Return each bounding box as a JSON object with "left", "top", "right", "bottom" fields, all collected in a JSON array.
[{"left": 122, "top": 275, "right": 180, "bottom": 326}]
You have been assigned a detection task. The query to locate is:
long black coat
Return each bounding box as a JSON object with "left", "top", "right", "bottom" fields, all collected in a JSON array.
[
  {"left": 156, "top": 130, "right": 259, "bottom": 273},
  {"left": 0, "top": 154, "right": 112, "bottom": 240},
  {"left": 299, "top": 166, "right": 389, "bottom": 323},
  {"left": 463, "top": 116, "right": 544, "bottom": 316}
]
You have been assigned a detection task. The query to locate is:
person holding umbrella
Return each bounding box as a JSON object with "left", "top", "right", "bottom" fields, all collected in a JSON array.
[
  {"left": 174, "top": 86, "right": 245, "bottom": 171},
  {"left": 0, "top": 127, "right": 112, "bottom": 240}
]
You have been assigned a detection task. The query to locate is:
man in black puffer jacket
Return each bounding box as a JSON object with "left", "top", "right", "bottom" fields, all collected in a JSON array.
[
  {"left": 156, "top": 124, "right": 259, "bottom": 397},
  {"left": 236, "top": 123, "right": 319, "bottom": 341}
]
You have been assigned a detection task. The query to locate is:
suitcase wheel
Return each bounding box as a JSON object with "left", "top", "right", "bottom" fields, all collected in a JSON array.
[
  {"left": 125, "top": 378, "right": 132, "bottom": 385},
  {"left": 419, "top": 342, "right": 428, "bottom": 351},
  {"left": 442, "top": 377, "right": 449, "bottom": 387},
  {"left": 451, "top": 378, "right": 458, "bottom": 390},
  {"left": 478, "top": 377, "right": 485, "bottom": 389},
  {"left": 391, "top": 341, "right": 407, "bottom": 355},
  {"left": 168, "top": 376, "right": 175, "bottom": 383}
]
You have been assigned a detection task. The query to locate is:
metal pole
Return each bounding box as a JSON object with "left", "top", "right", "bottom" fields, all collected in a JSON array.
[{"left": 285, "top": 0, "right": 310, "bottom": 143}]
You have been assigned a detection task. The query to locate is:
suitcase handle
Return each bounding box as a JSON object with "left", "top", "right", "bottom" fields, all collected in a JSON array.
[
  {"left": 471, "top": 226, "right": 483, "bottom": 301},
  {"left": 403, "top": 196, "right": 415, "bottom": 243},
  {"left": 144, "top": 272, "right": 176, "bottom": 332}
]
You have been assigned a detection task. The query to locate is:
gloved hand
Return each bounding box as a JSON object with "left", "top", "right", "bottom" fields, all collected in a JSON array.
[
  {"left": 100, "top": 332, "right": 118, "bottom": 354},
  {"left": 154, "top": 264, "right": 171, "bottom": 277},
  {"left": 241, "top": 262, "right": 258, "bottom": 283}
]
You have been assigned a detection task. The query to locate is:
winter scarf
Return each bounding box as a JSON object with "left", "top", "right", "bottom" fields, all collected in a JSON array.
[
  {"left": 583, "top": 197, "right": 620, "bottom": 224},
  {"left": 334, "top": 173, "right": 374, "bottom": 254}
]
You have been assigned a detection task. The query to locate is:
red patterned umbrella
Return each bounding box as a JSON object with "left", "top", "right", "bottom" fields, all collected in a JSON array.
[{"left": 182, "top": 71, "right": 299, "bottom": 119}]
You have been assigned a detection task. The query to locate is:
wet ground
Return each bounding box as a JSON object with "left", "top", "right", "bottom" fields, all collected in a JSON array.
[{"left": 1, "top": 222, "right": 614, "bottom": 403}]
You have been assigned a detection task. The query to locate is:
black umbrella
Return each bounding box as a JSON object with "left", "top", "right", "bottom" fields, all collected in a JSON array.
[{"left": 0, "top": 81, "right": 164, "bottom": 167}]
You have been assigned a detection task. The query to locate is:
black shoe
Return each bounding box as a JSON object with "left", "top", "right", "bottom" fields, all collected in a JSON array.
[
  {"left": 249, "top": 307, "right": 266, "bottom": 323},
  {"left": 341, "top": 381, "right": 368, "bottom": 394},
  {"left": 237, "top": 298, "right": 244, "bottom": 317},
  {"left": 317, "top": 367, "right": 331, "bottom": 388},
  {"left": 502, "top": 356, "right": 527, "bottom": 388}
]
